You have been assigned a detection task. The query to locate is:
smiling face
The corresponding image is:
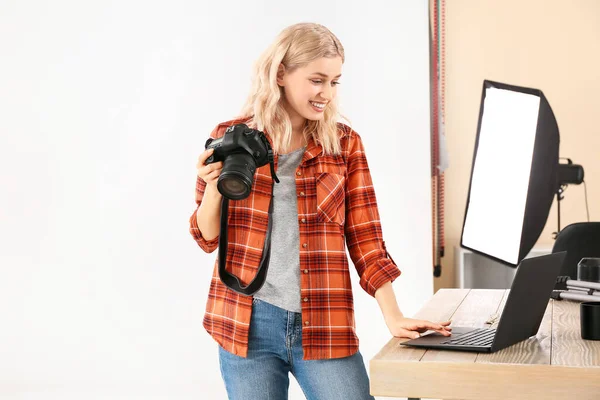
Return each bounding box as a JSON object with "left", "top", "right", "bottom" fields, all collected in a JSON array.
[{"left": 276, "top": 56, "right": 343, "bottom": 126}]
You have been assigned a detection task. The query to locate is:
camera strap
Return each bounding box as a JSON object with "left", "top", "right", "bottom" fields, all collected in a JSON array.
[{"left": 217, "top": 184, "right": 274, "bottom": 296}]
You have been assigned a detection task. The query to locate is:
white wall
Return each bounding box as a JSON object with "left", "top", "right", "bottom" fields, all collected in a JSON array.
[{"left": 0, "top": 1, "right": 432, "bottom": 399}]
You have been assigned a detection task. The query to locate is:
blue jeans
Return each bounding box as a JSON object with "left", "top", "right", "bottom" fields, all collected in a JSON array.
[{"left": 218, "top": 298, "right": 375, "bottom": 400}]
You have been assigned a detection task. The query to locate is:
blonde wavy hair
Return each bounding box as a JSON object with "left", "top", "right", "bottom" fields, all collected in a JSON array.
[{"left": 238, "top": 22, "right": 350, "bottom": 155}]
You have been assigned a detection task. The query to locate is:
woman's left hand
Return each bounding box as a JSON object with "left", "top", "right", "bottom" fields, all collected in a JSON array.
[{"left": 386, "top": 317, "right": 452, "bottom": 339}]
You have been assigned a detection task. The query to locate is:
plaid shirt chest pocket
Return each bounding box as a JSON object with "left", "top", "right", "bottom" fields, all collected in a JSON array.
[{"left": 315, "top": 172, "right": 346, "bottom": 226}]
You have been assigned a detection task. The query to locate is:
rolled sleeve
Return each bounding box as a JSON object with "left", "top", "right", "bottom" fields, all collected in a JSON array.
[
  {"left": 189, "top": 195, "right": 220, "bottom": 253},
  {"left": 360, "top": 257, "right": 402, "bottom": 297}
]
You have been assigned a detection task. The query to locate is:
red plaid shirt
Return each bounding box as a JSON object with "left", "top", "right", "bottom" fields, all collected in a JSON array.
[{"left": 189, "top": 118, "right": 401, "bottom": 360}]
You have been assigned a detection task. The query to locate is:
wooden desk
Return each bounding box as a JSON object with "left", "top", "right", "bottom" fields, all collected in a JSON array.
[{"left": 370, "top": 289, "right": 600, "bottom": 400}]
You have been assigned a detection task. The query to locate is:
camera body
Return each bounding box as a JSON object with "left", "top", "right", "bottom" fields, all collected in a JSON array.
[
  {"left": 205, "top": 123, "right": 271, "bottom": 166},
  {"left": 204, "top": 123, "right": 274, "bottom": 200}
]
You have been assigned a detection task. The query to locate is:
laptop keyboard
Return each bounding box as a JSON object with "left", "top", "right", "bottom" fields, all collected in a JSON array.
[{"left": 441, "top": 328, "right": 496, "bottom": 347}]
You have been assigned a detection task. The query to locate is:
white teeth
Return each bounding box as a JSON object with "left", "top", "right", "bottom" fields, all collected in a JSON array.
[{"left": 310, "top": 101, "right": 325, "bottom": 109}]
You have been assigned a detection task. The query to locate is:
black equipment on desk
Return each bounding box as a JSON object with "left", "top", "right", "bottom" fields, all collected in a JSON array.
[{"left": 552, "top": 257, "right": 600, "bottom": 303}]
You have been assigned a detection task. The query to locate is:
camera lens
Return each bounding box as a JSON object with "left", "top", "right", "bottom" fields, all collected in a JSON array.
[
  {"left": 217, "top": 153, "right": 256, "bottom": 200},
  {"left": 218, "top": 175, "right": 251, "bottom": 199}
]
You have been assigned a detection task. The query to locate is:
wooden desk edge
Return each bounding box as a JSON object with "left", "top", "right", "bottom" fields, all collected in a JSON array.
[{"left": 370, "top": 359, "right": 600, "bottom": 400}]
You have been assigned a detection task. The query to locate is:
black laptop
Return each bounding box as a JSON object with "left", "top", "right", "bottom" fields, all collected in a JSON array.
[{"left": 401, "top": 252, "right": 566, "bottom": 353}]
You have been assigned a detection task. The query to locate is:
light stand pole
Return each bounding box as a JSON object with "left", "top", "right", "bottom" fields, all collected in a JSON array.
[{"left": 552, "top": 159, "right": 584, "bottom": 239}]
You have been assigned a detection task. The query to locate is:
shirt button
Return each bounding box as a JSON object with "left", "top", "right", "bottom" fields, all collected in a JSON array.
[
  {"left": 303, "top": 297, "right": 308, "bottom": 302},
  {"left": 302, "top": 243, "right": 308, "bottom": 248},
  {"left": 300, "top": 191, "right": 305, "bottom": 196},
  {"left": 296, "top": 171, "right": 301, "bottom": 176},
  {"left": 305, "top": 321, "right": 310, "bottom": 326},
  {"left": 301, "top": 218, "right": 306, "bottom": 223},
  {"left": 303, "top": 269, "right": 309, "bottom": 274}
]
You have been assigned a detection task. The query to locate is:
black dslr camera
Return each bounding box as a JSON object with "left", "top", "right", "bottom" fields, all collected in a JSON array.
[
  {"left": 206, "top": 123, "right": 280, "bottom": 296},
  {"left": 205, "top": 123, "right": 279, "bottom": 200}
]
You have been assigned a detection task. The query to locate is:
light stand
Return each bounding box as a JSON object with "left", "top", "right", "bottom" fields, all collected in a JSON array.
[{"left": 552, "top": 158, "right": 584, "bottom": 239}]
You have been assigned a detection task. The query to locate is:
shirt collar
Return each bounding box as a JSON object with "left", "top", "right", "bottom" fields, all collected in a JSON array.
[
  {"left": 302, "top": 136, "right": 323, "bottom": 162},
  {"left": 262, "top": 131, "right": 323, "bottom": 163}
]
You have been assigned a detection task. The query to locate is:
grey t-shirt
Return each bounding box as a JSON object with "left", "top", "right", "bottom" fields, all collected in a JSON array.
[{"left": 253, "top": 146, "right": 305, "bottom": 312}]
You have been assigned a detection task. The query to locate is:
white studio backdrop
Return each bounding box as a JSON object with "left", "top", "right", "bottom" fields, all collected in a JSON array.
[{"left": 0, "top": 1, "right": 433, "bottom": 399}]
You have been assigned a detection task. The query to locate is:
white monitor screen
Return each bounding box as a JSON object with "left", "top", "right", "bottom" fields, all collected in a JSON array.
[{"left": 462, "top": 87, "right": 541, "bottom": 265}]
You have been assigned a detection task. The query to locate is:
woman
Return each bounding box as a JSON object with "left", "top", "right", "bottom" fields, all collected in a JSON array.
[{"left": 190, "top": 22, "right": 451, "bottom": 400}]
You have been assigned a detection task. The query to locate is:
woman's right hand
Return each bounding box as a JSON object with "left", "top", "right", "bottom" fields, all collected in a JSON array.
[
  {"left": 195, "top": 148, "right": 223, "bottom": 242},
  {"left": 196, "top": 148, "right": 224, "bottom": 192}
]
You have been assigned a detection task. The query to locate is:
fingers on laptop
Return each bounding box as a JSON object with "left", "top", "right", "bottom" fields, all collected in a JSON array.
[{"left": 422, "top": 321, "right": 452, "bottom": 336}]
